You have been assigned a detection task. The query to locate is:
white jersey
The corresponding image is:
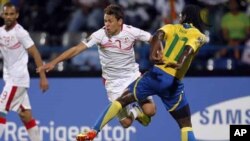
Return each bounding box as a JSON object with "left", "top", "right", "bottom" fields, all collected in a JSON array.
[
  {"left": 0, "top": 23, "right": 34, "bottom": 87},
  {"left": 83, "top": 24, "right": 151, "bottom": 80}
]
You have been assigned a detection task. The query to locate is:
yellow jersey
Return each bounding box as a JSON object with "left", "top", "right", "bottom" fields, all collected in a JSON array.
[{"left": 155, "top": 23, "right": 207, "bottom": 80}]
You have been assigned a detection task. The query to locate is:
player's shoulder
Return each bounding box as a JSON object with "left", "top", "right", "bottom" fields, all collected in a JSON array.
[
  {"left": 122, "top": 24, "right": 147, "bottom": 36},
  {"left": 14, "top": 23, "right": 28, "bottom": 33},
  {"left": 123, "top": 24, "right": 141, "bottom": 32},
  {"left": 189, "top": 27, "right": 205, "bottom": 37},
  {"left": 173, "top": 24, "right": 186, "bottom": 31},
  {"left": 160, "top": 24, "right": 175, "bottom": 32},
  {"left": 188, "top": 28, "right": 207, "bottom": 45},
  {"left": 13, "top": 24, "right": 30, "bottom": 39},
  {"left": 14, "top": 23, "right": 24, "bottom": 30},
  {"left": 123, "top": 24, "right": 135, "bottom": 29}
]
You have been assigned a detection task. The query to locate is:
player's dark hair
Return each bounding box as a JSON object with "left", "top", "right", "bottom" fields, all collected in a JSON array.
[
  {"left": 181, "top": 5, "right": 207, "bottom": 32},
  {"left": 3, "top": 2, "right": 18, "bottom": 12},
  {"left": 104, "top": 4, "right": 124, "bottom": 20}
]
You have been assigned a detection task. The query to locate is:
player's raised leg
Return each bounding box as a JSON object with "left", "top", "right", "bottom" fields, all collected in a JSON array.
[
  {"left": 76, "top": 92, "right": 137, "bottom": 141},
  {"left": 76, "top": 101, "right": 122, "bottom": 141}
]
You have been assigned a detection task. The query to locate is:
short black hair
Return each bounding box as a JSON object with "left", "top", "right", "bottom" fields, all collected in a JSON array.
[
  {"left": 104, "top": 4, "right": 124, "bottom": 20},
  {"left": 181, "top": 5, "right": 206, "bottom": 32},
  {"left": 3, "top": 2, "right": 18, "bottom": 12}
]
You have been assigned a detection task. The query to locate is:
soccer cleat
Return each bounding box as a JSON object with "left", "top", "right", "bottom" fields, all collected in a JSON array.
[
  {"left": 134, "top": 106, "right": 151, "bottom": 126},
  {"left": 76, "top": 130, "right": 97, "bottom": 141}
]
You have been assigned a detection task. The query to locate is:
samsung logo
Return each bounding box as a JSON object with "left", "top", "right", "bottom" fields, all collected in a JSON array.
[{"left": 192, "top": 96, "right": 250, "bottom": 140}]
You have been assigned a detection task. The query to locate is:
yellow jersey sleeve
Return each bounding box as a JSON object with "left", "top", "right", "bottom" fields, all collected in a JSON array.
[{"left": 186, "top": 32, "right": 207, "bottom": 52}]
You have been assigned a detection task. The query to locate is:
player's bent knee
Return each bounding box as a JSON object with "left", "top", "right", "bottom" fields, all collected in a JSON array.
[
  {"left": 119, "top": 118, "right": 133, "bottom": 128},
  {"left": 143, "top": 108, "right": 156, "bottom": 117},
  {"left": 141, "top": 103, "right": 156, "bottom": 117}
]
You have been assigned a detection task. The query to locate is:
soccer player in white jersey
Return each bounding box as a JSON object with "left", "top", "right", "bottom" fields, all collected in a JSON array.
[
  {"left": 0, "top": 2, "right": 49, "bottom": 141},
  {"left": 37, "top": 4, "right": 156, "bottom": 128}
]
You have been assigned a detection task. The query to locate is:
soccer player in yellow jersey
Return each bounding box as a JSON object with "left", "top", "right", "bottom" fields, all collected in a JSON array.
[{"left": 76, "top": 4, "right": 208, "bottom": 141}]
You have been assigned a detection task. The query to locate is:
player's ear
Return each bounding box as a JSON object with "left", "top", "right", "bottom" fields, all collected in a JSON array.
[
  {"left": 16, "top": 13, "right": 19, "bottom": 19},
  {"left": 118, "top": 18, "right": 123, "bottom": 25}
]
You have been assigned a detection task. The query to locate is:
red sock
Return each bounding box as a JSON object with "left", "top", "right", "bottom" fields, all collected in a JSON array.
[
  {"left": 24, "top": 119, "right": 36, "bottom": 129},
  {"left": 23, "top": 119, "right": 40, "bottom": 141},
  {"left": 0, "top": 117, "right": 6, "bottom": 124}
]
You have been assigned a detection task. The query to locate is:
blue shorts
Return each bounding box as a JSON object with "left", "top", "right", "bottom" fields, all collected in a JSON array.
[{"left": 128, "top": 67, "right": 188, "bottom": 112}]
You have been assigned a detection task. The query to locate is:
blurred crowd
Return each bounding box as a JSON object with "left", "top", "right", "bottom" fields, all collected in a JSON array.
[{"left": 0, "top": 0, "right": 250, "bottom": 74}]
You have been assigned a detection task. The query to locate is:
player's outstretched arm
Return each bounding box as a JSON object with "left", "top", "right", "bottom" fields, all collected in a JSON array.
[
  {"left": 27, "top": 45, "right": 49, "bottom": 92},
  {"left": 37, "top": 42, "right": 88, "bottom": 73}
]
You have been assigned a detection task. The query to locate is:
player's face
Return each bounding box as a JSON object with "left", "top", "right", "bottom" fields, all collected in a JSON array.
[
  {"left": 2, "top": 6, "right": 18, "bottom": 28},
  {"left": 104, "top": 14, "right": 122, "bottom": 36}
]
